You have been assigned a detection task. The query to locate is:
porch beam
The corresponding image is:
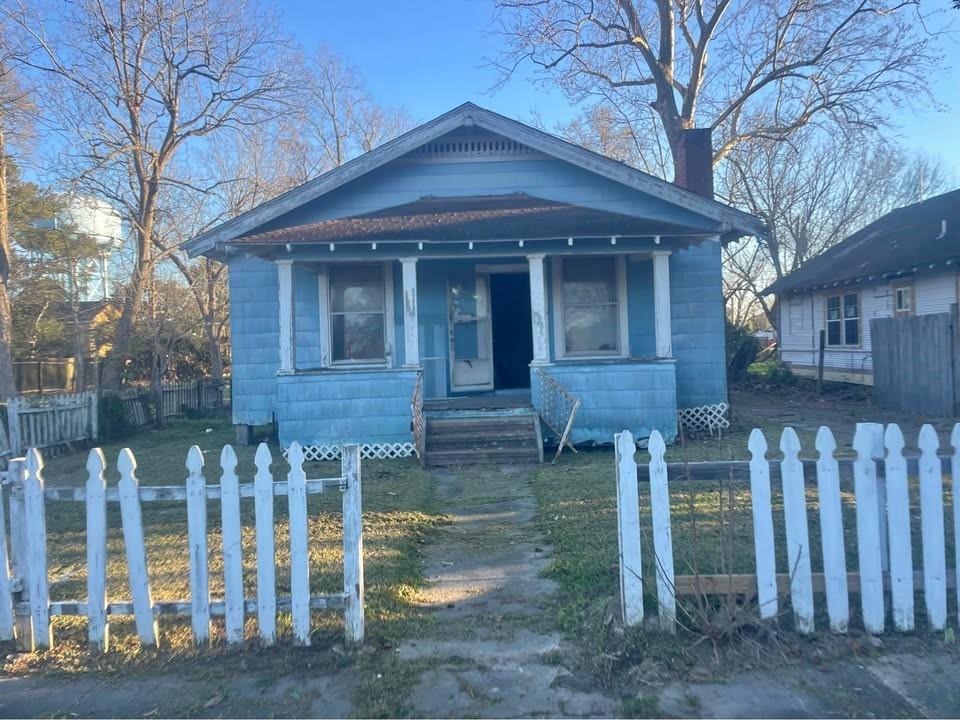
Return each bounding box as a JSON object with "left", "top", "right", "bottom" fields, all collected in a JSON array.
[
  {"left": 653, "top": 251, "right": 672, "bottom": 358},
  {"left": 400, "top": 258, "right": 420, "bottom": 367},
  {"left": 277, "top": 259, "right": 295, "bottom": 373},
  {"left": 528, "top": 254, "right": 549, "bottom": 365}
]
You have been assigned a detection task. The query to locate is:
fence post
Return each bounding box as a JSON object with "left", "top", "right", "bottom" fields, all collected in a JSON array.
[
  {"left": 253, "top": 443, "right": 276, "bottom": 645},
  {"left": 614, "top": 430, "right": 643, "bottom": 626},
  {"left": 185, "top": 445, "right": 210, "bottom": 646},
  {"left": 287, "top": 441, "right": 310, "bottom": 646},
  {"left": 23, "top": 449, "right": 51, "bottom": 650},
  {"left": 883, "top": 424, "right": 914, "bottom": 632},
  {"left": 0, "top": 473, "right": 13, "bottom": 641},
  {"left": 779, "top": 428, "right": 814, "bottom": 634},
  {"left": 7, "top": 397, "right": 20, "bottom": 458},
  {"left": 89, "top": 391, "right": 99, "bottom": 442},
  {"left": 86, "top": 449, "right": 110, "bottom": 651},
  {"left": 852, "top": 424, "right": 885, "bottom": 634},
  {"left": 951, "top": 423, "right": 960, "bottom": 626},
  {"left": 8, "top": 458, "right": 32, "bottom": 650},
  {"left": 219, "top": 445, "right": 244, "bottom": 644},
  {"left": 815, "top": 427, "right": 848, "bottom": 633},
  {"left": 342, "top": 443, "right": 365, "bottom": 646},
  {"left": 748, "top": 429, "right": 778, "bottom": 620},
  {"left": 647, "top": 430, "right": 675, "bottom": 633},
  {"left": 917, "top": 424, "right": 947, "bottom": 631}
]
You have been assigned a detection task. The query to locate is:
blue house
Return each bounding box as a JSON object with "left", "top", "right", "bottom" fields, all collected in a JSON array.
[{"left": 184, "top": 103, "right": 761, "bottom": 464}]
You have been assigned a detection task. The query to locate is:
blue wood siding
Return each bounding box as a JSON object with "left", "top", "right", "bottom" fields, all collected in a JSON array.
[
  {"left": 626, "top": 258, "right": 656, "bottom": 357},
  {"left": 533, "top": 361, "right": 677, "bottom": 444},
  {"left": 229, "top": 254, "right": 279, "bottom": 425},
  {"left": 276, "top": 370, "right": 417, "bottom": 447}
]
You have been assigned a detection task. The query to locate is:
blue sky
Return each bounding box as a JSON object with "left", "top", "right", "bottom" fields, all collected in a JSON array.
[{"left": 280, "top": 0, "right": 960, "bottom": 178}]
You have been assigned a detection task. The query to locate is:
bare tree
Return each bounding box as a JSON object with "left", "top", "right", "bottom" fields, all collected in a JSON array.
[
  {"left": 494, "top": 0, "right": 943, "bottom": 172},
  {"left": 7, "top": 0, "right": 291, "bottom": 389}
]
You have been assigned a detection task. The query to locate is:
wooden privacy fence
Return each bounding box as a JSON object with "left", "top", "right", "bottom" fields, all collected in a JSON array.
[
  {"left": 0, "top": 441, "right": 364, "bottom": 652},
  {"left": 122, "top": 379, "right": 230, "bottom": 427},
  {"left": 2, "top": 391, "right": 98, "bottom": 459},
  {"left": 871, "top": 304, "right": 960, "bottom": 417},
  {"left": 615, "top": 422, "right": 960, "bottom": 635}
]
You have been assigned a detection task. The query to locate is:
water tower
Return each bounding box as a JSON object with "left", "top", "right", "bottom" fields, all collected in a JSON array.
[{"left": 58, "top": 196, "right": 124, "bottom": 301}]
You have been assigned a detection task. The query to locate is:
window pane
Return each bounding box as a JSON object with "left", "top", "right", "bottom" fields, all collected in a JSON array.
[
  {"left": 562, "top": 258, "right": 616, "bottom": 305},
  {"left": 331, "top": 266, "right": 384, "bottom": 313},
  {"left": 844, "top": 319, "right": 859, "bottom": 345},
  {"left": 827, "top": 320, "right": 842, "bottom": 346},
  {"left": 843, "top": 294, "right": 858, "bottom": 318},
  {"left": 564, "top": 305, "right": 618, "bottom": 353},
  {"left": 332, "top": 313, "right": 385, "bottom": 361}
]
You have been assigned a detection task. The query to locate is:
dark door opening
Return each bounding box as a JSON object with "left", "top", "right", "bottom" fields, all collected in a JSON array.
[{"left": 490, "top": 272, "right": 533, "bottom": 389}]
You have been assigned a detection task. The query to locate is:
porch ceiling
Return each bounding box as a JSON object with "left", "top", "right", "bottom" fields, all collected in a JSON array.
[{"left": 225, "top": 193, "right": 713, "bottom": 252}]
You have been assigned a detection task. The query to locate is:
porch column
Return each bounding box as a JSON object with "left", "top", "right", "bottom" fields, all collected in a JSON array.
[
  {"left": 652, "top": 251, "right": 672, "bottom": 358},
  {"left": 528, "top": 254, "right": 549, "bottom": 365},
  {"left": 277, "top": 259, "right": 295, "bottom": 373},
  {"left": 400, "top": 258, "right": 420, "bottom": 367}
]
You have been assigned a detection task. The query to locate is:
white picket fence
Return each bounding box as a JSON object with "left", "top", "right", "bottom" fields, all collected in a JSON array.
[
  {"left": 615, "top": 422, "right": 960, "bottom": 635},
  {"left": 2, "top": 391, "right": 98, "bottom": 458},
  {"left": 0, "top": 441, "right": 364, "bottom": 652}
]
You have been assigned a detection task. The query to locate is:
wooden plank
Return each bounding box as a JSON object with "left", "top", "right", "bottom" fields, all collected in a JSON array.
[
  {"left": 614, "top": 430, "right": 643, "bottom": 626},
  {"left": 953, "top": 423, "right": 960, "bottom": 626},
  {"left": 647, "top": 430, "right": 675, "bottom": 632},
  {"left": 0, "top": 477, "right": 13, "bottom": 640},
  {"left": 341, "top": 444, "right": 365, "bottom": 646},
  {"left": 23, "top": 449, "right": 50, "bottom": 649},
  {"left": 219, "top": 445, "right": 245, "bottom": 644},
  {"left": 7, "top": 398, "right": 20, "bottom": 457},
  {"left": 185, "top": 446, "right": 210, "bottom": 645},
  {"left": 815, "top": 427, "right": 848, "bottom": 633},
  {"left": 748, "top": 429, "right": 778, "bottom": 620},
  {"left": 117, "top": 448, "right": 159, "bottom": 646},
  {"left": 17, "top": 593, "right": 349, "bottom": 618},
  {"left": 39, "top": 478, "right": 343, "bottom": 503},
  {"left": 85, "top": 449, "right": 110, "bottom": 651},
  {"left": 287, "top": 441, "right": 310, "bottom": 645},
  {"left": 917, "top": 424, "right": 947, "bottom": 630},
  {"left": 8, "top": 459, "right": 32, "bottom": 650},
  {"left": 852, "top": 425, "right": 885, "bottom": 634},
  {"left": 883, "top": 424, "right": 914, "bottom": 631},
  {"left": 669, "top": 570, "right": 957, "bottom": 597},
  {"left": 254, "top": 443, "right": 277, "bottom": 644},
  {"left": 780, "top": 428, "right": 814, "bottom": 634}
]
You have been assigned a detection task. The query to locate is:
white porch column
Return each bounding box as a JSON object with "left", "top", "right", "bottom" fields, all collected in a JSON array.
[
  {"left": 652, "top": 251, "right": 673, "bottom": 358},
  {"left": 528, "top": 254, "right": 549, "bottom": 365},
  {"left": 400, "top": 258, "right": 420, "bottom": 367},
  {"left": 277, "top": 259, "right": 295, "bottom": 373}
]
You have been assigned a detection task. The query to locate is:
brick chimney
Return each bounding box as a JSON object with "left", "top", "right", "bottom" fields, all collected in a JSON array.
[{"left": 673, "top": 128, "right": 713, "bottom": 199}]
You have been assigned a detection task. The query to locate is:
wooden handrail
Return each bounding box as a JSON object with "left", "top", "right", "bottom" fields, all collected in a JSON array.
[{"left": 533, "top": 368, "right": 581, "bottom": 463}]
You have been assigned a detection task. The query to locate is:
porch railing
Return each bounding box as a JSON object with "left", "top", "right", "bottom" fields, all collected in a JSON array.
[
  {"left": 533, "top": 368, "right": 581, "bottom": 463},
  {"left": 411, "top": 371, "right": 425, "bottom": 465}
]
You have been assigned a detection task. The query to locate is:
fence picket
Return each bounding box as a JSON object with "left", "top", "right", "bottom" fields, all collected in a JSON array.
[
  {"left": 952, "top": 423, "right": 960, "bottom": 626},
  {"left": 341, "top": 444, "right": 365, "bottom": 646},
  {"left": 254, "top": 443, "right": 276, "bottom": 644},
  {"left": 647, "top": 430, "right": 675, "bottom": 632},
  {"left": 219, "top": 445, "right": 244, "bottom": 644},
  {"left": 186, "top": 446, "right": 210, "bottom": 645},
  {"left": 614, "top": 430, "right": 643, "bottom": 626},
  {"left": 815, "top": 427, "right": 848, "bottom": 633},
  {"left": 0, "top": 477, "right": 13, "bottom": 641},
  {"left": 85, "top": 449, "right": 110, "bottom": 650},
  {"left": 117, "top": 448, "right": 159, "bottom": 646},
  {"left": 8, "top": 459, "right": 33, "bottom": 650},
  {"left": 853, "top": 425, "right": 885, "bottom": 633},
  {"left": 883, "top": 424, "right": 914, "bottom": 631},
  {"left": 287, "top": 441, "right": 310, "bottom": 645},
  {"left": 748, "top": 429, "right": 777, "bottom": 619},
  {"left": 917, "top": 424, "right": 947, "bottom": 630},
  {"left": 859, "top": 423, "right": 889, "bottom": 574},
  {"left": 23, "top": 449, "right": 51, "bottom": 649},
  {"left": 780, "top": 428, "right": 814, "bottom": 634}
]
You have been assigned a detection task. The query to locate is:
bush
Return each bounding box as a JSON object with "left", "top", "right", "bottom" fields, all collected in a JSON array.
[
  {"left": 725, "top": 321, "right": 760, "bottom": 381},
  {"left": 747, "top": 359, "right": 795, "bottom": 385},
  {"left": 98, "top": 392, "right": 133, "bottom": 441}
]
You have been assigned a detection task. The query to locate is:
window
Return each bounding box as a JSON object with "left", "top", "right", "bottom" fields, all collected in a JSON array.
[
  {"left": 328, "top": 264, "right": 387, "bottom": 363},
  {"left": 557, "top": 257, "right": 624, "bottom": 356},
  {"left": 826, "top": 293, "right": 859, "bottom": 347},
  {"left": 893, "top": 283, "right": 913, "bottom": 316}
]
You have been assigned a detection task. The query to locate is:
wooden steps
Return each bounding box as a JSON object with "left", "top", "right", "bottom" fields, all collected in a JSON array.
[{"left": 424, "top": 413, "right": 542, "bottom": 466}]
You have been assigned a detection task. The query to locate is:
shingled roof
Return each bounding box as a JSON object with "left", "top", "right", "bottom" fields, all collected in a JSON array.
[
  {"left": 767, "top": 189, "right": 960, "bottom": 294},
  {"left": 227, "top": 193, "right": 696, "bottom": 247}
]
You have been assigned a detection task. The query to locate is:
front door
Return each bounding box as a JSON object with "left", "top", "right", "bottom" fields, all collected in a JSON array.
[{"left": 448, "top": 271, "right": 494, "bottom": 392}]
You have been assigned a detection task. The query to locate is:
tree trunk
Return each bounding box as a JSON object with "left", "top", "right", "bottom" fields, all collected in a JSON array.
[{"left": 0, "top": 129, "right": 18, "bottom": 399}]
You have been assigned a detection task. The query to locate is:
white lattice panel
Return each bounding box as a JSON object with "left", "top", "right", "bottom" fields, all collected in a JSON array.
[
  {"left": 677, "top": 402, "right": 730, "bottom": 437},
  {"left": 283, "top": 442, "right": 415, "bottom": 462}
]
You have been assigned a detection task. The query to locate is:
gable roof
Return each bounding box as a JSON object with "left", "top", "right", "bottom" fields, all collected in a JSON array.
[
  {"left": 184, "top": 102, "right": 763, "bottom": 257},
  {"left": 767, "top": 188, "right": 960, "bottom": 295}
]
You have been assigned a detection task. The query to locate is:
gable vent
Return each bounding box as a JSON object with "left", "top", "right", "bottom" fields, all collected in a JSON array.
[{"left": 409, "top": 133, "right": 543, "bottom": 162}]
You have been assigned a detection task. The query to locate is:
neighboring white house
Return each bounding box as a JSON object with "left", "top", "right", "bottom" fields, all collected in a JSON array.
[{"left": 768, "top": 189, "right": 960, "bottom": 385}]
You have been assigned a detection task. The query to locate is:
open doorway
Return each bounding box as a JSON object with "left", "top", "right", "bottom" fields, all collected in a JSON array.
[{"left": 490, "top": 272, "right": 533, "bottom": 389}]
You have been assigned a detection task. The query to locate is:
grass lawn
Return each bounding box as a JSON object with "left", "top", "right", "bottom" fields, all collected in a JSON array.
[{"left": 3, "top": 416, "right": 448, "bottom": 694}]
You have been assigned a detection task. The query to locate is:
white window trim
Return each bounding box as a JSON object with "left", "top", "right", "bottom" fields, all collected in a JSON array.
[
  {"left": 892, "top": 281, "right": 913, "bottom": 316},
  {"left": 824, "top": 291, "right": 861, "bottom": 348},
  {"left": 318, "top": 261, "right": 395, "bottom": 369},
  {"left": 551, "top": 255, "right": 629, "bottom": 360}
]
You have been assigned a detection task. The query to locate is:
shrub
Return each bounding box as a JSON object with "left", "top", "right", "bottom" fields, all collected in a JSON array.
[
  {"left": 725, "top": 321, "right": 760, "bottom": 381},
  {"left": 97, "top": 392, "right": 133, "bottom": 441},
  {"left": 747, "top": 359, "right": 795, "bottom": 385}
]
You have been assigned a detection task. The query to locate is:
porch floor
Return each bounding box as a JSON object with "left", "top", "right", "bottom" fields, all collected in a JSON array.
[{"left": 423, "top": 394, "right": 532, "bottom": 413}]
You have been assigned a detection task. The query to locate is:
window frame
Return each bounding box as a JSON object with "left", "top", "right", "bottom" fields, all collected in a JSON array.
[
  {"left": 551, "top": 255, "right": 629, "bottom": 360},
  {"left": 319, "top": 262, "right": 395, "bottom": 369},
  {"left": 892, "top": 281, "right": 913, "bottom": 317},
  {"left": 824, "top": 291, "right": 860, "bottom": 348}
]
